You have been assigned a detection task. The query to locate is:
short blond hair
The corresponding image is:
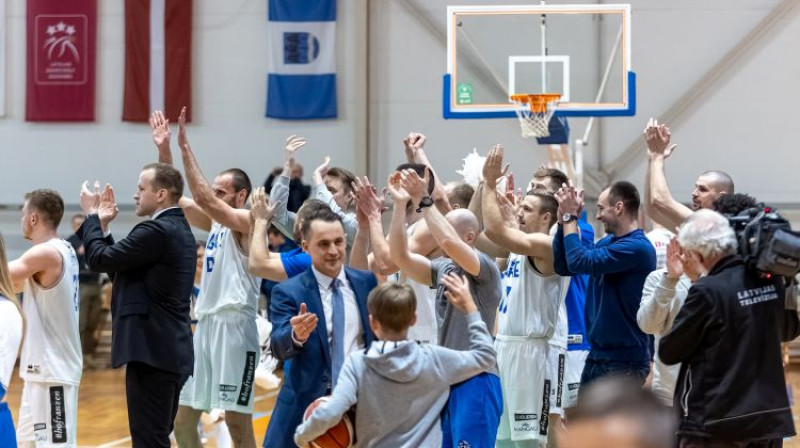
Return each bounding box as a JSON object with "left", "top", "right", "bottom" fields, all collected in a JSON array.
[{"left": 367, "top": 282, "right": 417, "bottom": 333}]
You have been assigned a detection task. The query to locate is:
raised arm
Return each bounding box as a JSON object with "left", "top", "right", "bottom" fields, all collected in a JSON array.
[
  {"left": 404, "top": 132, "right": 452, "bottom": 214},
  {"left": 644, "top": 119, "right": 691, "bottom": 231},
  {"left": 387, "top": 174, "right": 433, "bottom": 286},
  {"left": 351, "top": 176, "right": 399, "bottom": 275},
  {"left": 482, "top": 146, "right": 553, "bottom": 271},
  {"left": 402, "top": 169, "right": 480, "bottom": 276},
  {"left": 349, "top": 203, "right": 371, "bottom": 270},
  {"left": 248, "top": 187, "right": 290, "bottom": 281},
  {"left": 310, "top": 156, "right": 358, "bottom": 247},
  {"left": 270, "top": 135, "right": 306, "bottom": 241},
  {"left": 638, "top": 239, "right": 690, "bottom": 335},
  {"left": 177, "top": 108, "right": 249, "bottom": 234}
]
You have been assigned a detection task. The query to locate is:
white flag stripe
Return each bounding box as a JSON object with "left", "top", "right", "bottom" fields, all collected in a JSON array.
[
  {"left": 268, "top": 21, "right": 336, "bottom": 76},
  {"left": 149, "top": 0, "right": 165, "bottom": 112}
]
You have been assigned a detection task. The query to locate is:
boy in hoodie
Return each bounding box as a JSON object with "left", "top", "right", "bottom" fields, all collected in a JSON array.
[{"left": 294, "top": 275, "right": 497, "bottom": 447}]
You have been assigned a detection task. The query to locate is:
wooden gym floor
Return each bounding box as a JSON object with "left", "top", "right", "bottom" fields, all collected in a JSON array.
[{"left": 5, "top": 367, "right": 800, "bottom": 447}]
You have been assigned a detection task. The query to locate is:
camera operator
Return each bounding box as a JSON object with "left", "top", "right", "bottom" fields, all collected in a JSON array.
[{"left": 659, "top": 210, "right": 800, "bottom": 448}]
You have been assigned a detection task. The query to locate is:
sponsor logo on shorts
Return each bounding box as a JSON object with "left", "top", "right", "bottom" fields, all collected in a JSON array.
[
  {"left": 27, "top": 364, "right": 41, "bottom": 374},
  {"left": 513, "top": 422, "right": 537, "bottom": 433},
  {"left": 219, "top": 384, "right": 237, "bottom": 404},
  {"left": 34, "top": 423, "right": 47, "bottom": 431},
  {"left": 457, "top": 441, "right": 472, "bottom": 448},
  {"left": 514, "top": 413, "right": 538, "bottom": 422},
  {"left": 568, "top": 382, "right": 581, "bottom": 391},
  {"left": 567, "top": 334, "right": 583, "bottom": 344},
  {"left": 557, "top": 354, "right": 565, "bottom": 408},
  {"left": 238, "top": 351, "right": 257, "bottom": 406},
  {"left": 540, "top": 380, "right": 551, "bottom": 436},
  {"left": 49, "top": 386, "right": 67, "bottom": 443}
]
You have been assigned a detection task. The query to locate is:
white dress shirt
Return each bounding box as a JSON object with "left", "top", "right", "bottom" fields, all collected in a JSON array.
[{"left": 311, "top": 266, "right": 364, "bottom": 356}]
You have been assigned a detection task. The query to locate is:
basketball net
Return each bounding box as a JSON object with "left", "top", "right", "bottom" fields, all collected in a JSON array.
[{"left": 510, "top": 93, "right": 561, "bottom": 139}]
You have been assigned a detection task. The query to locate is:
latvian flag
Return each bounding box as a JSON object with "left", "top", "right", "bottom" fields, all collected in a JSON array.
[
  {"left": 123, "top": 0, "right": 192, "bottom": 122},
  {"left": 267, "top": 0, "right": 337, "bottom": 120}
]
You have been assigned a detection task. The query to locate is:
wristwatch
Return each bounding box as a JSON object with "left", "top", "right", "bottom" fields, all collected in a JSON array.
[
  {"left": 416, "top": 196, "right": 434, "bottom": 213},
  {"left": 562, "top": 213, "right": 576, "bottom": 223}
]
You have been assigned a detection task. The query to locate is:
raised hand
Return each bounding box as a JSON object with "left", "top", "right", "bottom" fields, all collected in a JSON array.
[
  {"left": 98, "top": 184, "right": 119, "bottom": 228},
  {"left": 643, "top": 117, "right": 677, "bottom": 158},
  {"left": 149, "top": 110, "right": 171, "bottom": 150},
  {"left": 442, "top": 273, "right": 477, "bottom": 313},
  {"left": 251, "top": 187, "right": 278, "bottom": 222},
  {"left": 177, "top": 107, "right": 189, "bottom": 149},
  {"left": 80, "top": 180, "right": 101, "bottom": 215},
  {"left": 386, "top": 172, "right": 411, "bottom": 205},
  {"left": 403, "top": 132, "right": 427, "bottom": 162},
  {"left": 482, "top": 144, "right": 510, "bottom": 186},
  {"left": 399, "top": 168, "right": 429, "bottom": 204},
  {"left": 290, "top": 303, "right": 319, "bottom": 342},
  {"left": 313, "top": 156, "right": 331, "bottom": 185},
  {"left": 676, "top": 242, "right": 705, "bottom": 283},
  {"left": 284, "top": 135, "right": 307, "bottom": 167},
  {"left": 665, "top": 238, "right": 684, "bottom": 280}
]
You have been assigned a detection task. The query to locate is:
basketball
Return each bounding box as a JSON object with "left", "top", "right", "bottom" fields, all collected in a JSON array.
[{"left": 303, "top": 397, "right": 354, "bottom": 448}]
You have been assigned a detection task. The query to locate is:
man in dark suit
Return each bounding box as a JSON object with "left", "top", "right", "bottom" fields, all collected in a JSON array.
[
  {"left": 264, "top": 207, "right": 377, "bottom": 448},
  {"left": 77, "top": 163, "right": 196, "bottom": 448}
]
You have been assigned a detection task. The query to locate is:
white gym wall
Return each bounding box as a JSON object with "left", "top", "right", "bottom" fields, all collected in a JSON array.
[{"left": 1, "top": 0, "right": 799, "bottom": 257}]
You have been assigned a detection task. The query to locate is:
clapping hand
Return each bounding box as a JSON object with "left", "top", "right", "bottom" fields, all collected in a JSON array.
[
  {"left": 291, "top": 303, "right": 319, "bottom": 343},
  {"left": 482, "top": 144, "right": 510, "bottom": 186},
  {"left": 554, "top": 181, "right": 585, "bottom": 219},
  {"left": 442, "top": 273, "right": 477, "bottom": 313},
  {"left": 643, "top": 118, "right": 677, "bottom": 159},
  {"left": 251, "top": 187, "right": 278, "bottom": 223},
  {"left": 149, "top": 110, "right": 171, "bottom": 150},
  {"left": 386, "top": 172, "right": 411, "bottom": 206},
  {"left": 352, "top": 176, "right": 384, "bottom": 221},
  {"left": 98, "top": 184, "right": 119, "bottom": 230},
  {"left": 399, "top": 168, "right": 429, "bottom": 204},
  {"left": 80, "top": 180, "right": 101, "bottom": 215}
]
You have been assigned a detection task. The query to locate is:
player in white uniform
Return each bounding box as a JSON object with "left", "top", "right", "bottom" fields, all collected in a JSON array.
[
  {"left": 0, "top": 235, "right": 24, "bottom": 448},
  {"left": 150, "top": 110, "right": 260, "bottom": 448},
  {"left": 481, "top": 147, "right": 567, "bottom": 447},
  {"left": 9, "top": 190, "right": 81, "bottom": 448}
]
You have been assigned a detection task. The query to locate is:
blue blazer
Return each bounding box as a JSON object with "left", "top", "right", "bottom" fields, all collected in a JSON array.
[{"left": 264, "top": 266, "right": 377, "bottom": 448}]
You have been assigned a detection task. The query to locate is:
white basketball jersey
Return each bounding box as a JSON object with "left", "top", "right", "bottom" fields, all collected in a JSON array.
[
  {"left": 498, "top": 252, "right": 567, "bottom": 338},
  {"left": 388, "top": 221, "right": 439, "bottom": 345},
  {"left": 19, "top": 239, "right": 82, "bottom": 385},
  {"left": 550, "top": 300, "right": 569, "bottom": 350},
  {"left": 195, "top": 222, "right": 260, "bottom": 318}
]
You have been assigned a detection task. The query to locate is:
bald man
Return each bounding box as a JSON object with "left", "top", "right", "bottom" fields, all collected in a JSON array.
[
  {"left": 388, "top": 170, "right": 502, "bottom": 448},
  {"left": 644, "top": 119, "right": 735, "bottom": 231}
]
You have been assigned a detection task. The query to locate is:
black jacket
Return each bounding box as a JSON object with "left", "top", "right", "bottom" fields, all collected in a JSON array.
[
  {"left": 660, "top": 255, "right": 800, "bottom": 440},
  {"left": 78, "top": 209, "right": 196, "bottom": 375}
]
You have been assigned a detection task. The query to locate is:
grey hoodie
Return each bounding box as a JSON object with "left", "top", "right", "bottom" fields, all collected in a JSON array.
[{"left": 294, "top": 312, "right": 496, "bottom": 447}]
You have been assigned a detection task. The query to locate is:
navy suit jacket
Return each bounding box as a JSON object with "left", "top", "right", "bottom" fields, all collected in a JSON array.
[
  {"left": 264, "top": 266, "right": 377, "bottom": 448},
  {"left": 77, "top": 209, "right": 196, "bottom": 375}
]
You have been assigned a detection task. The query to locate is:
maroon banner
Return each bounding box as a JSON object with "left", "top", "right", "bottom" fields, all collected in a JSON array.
[{"left": 26, "top": 0, "right": 97, "bottom": 121}]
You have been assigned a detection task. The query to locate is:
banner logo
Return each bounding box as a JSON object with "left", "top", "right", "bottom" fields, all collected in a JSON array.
[{"left": 35, "top": 15, "right": 88, "bottom": 85}]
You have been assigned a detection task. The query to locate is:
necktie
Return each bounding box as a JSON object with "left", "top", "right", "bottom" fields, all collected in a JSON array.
[{"left": 330, "top": 278, "right": 345, "bottom": 388}]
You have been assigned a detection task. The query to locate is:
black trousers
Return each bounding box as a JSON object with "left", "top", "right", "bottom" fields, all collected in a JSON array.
[{"left": 125, "top": 361, "right": 189, "bottom": 448}]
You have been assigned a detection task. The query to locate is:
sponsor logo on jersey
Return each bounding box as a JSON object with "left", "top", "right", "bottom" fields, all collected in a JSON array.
[
  {"left": 50, "top": 386, "right": 67, "bottom": 443},
  {"left": 27, "top": 364, "right": 41, "bottom": 374},
  {"left": 238, "top": 351, "right": 257, "bottom": 406}
]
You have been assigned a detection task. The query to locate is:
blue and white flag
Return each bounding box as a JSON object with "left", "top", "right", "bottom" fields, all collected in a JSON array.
[{"left": 267, "top": 0, "right": 337, "bottom": 120}]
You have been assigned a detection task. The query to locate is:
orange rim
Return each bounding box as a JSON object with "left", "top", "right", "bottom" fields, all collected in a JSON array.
[{"left": 510, "top": 93, "right": 562, "bottom": 113}]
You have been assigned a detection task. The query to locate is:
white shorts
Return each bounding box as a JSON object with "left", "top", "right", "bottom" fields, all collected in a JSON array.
[
  {"left": 180, "top": 312, "right": 260, "bottom": 414},
  {"left": 546, "top": 344, "right": 566, "bottom": 417},
  {"left": 495, "top": 335, "right": 551, "bottom": 443},
  {"left": 16, "top": 381, "right": 78, "bottom": 448},
  {"left": 563, "top": 349, "right": 589, "bottom": 408}
]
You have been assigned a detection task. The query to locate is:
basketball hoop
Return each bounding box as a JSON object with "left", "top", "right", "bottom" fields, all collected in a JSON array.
[{"left": 510, "top": 93, "right": 561, "bottom": 138}]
